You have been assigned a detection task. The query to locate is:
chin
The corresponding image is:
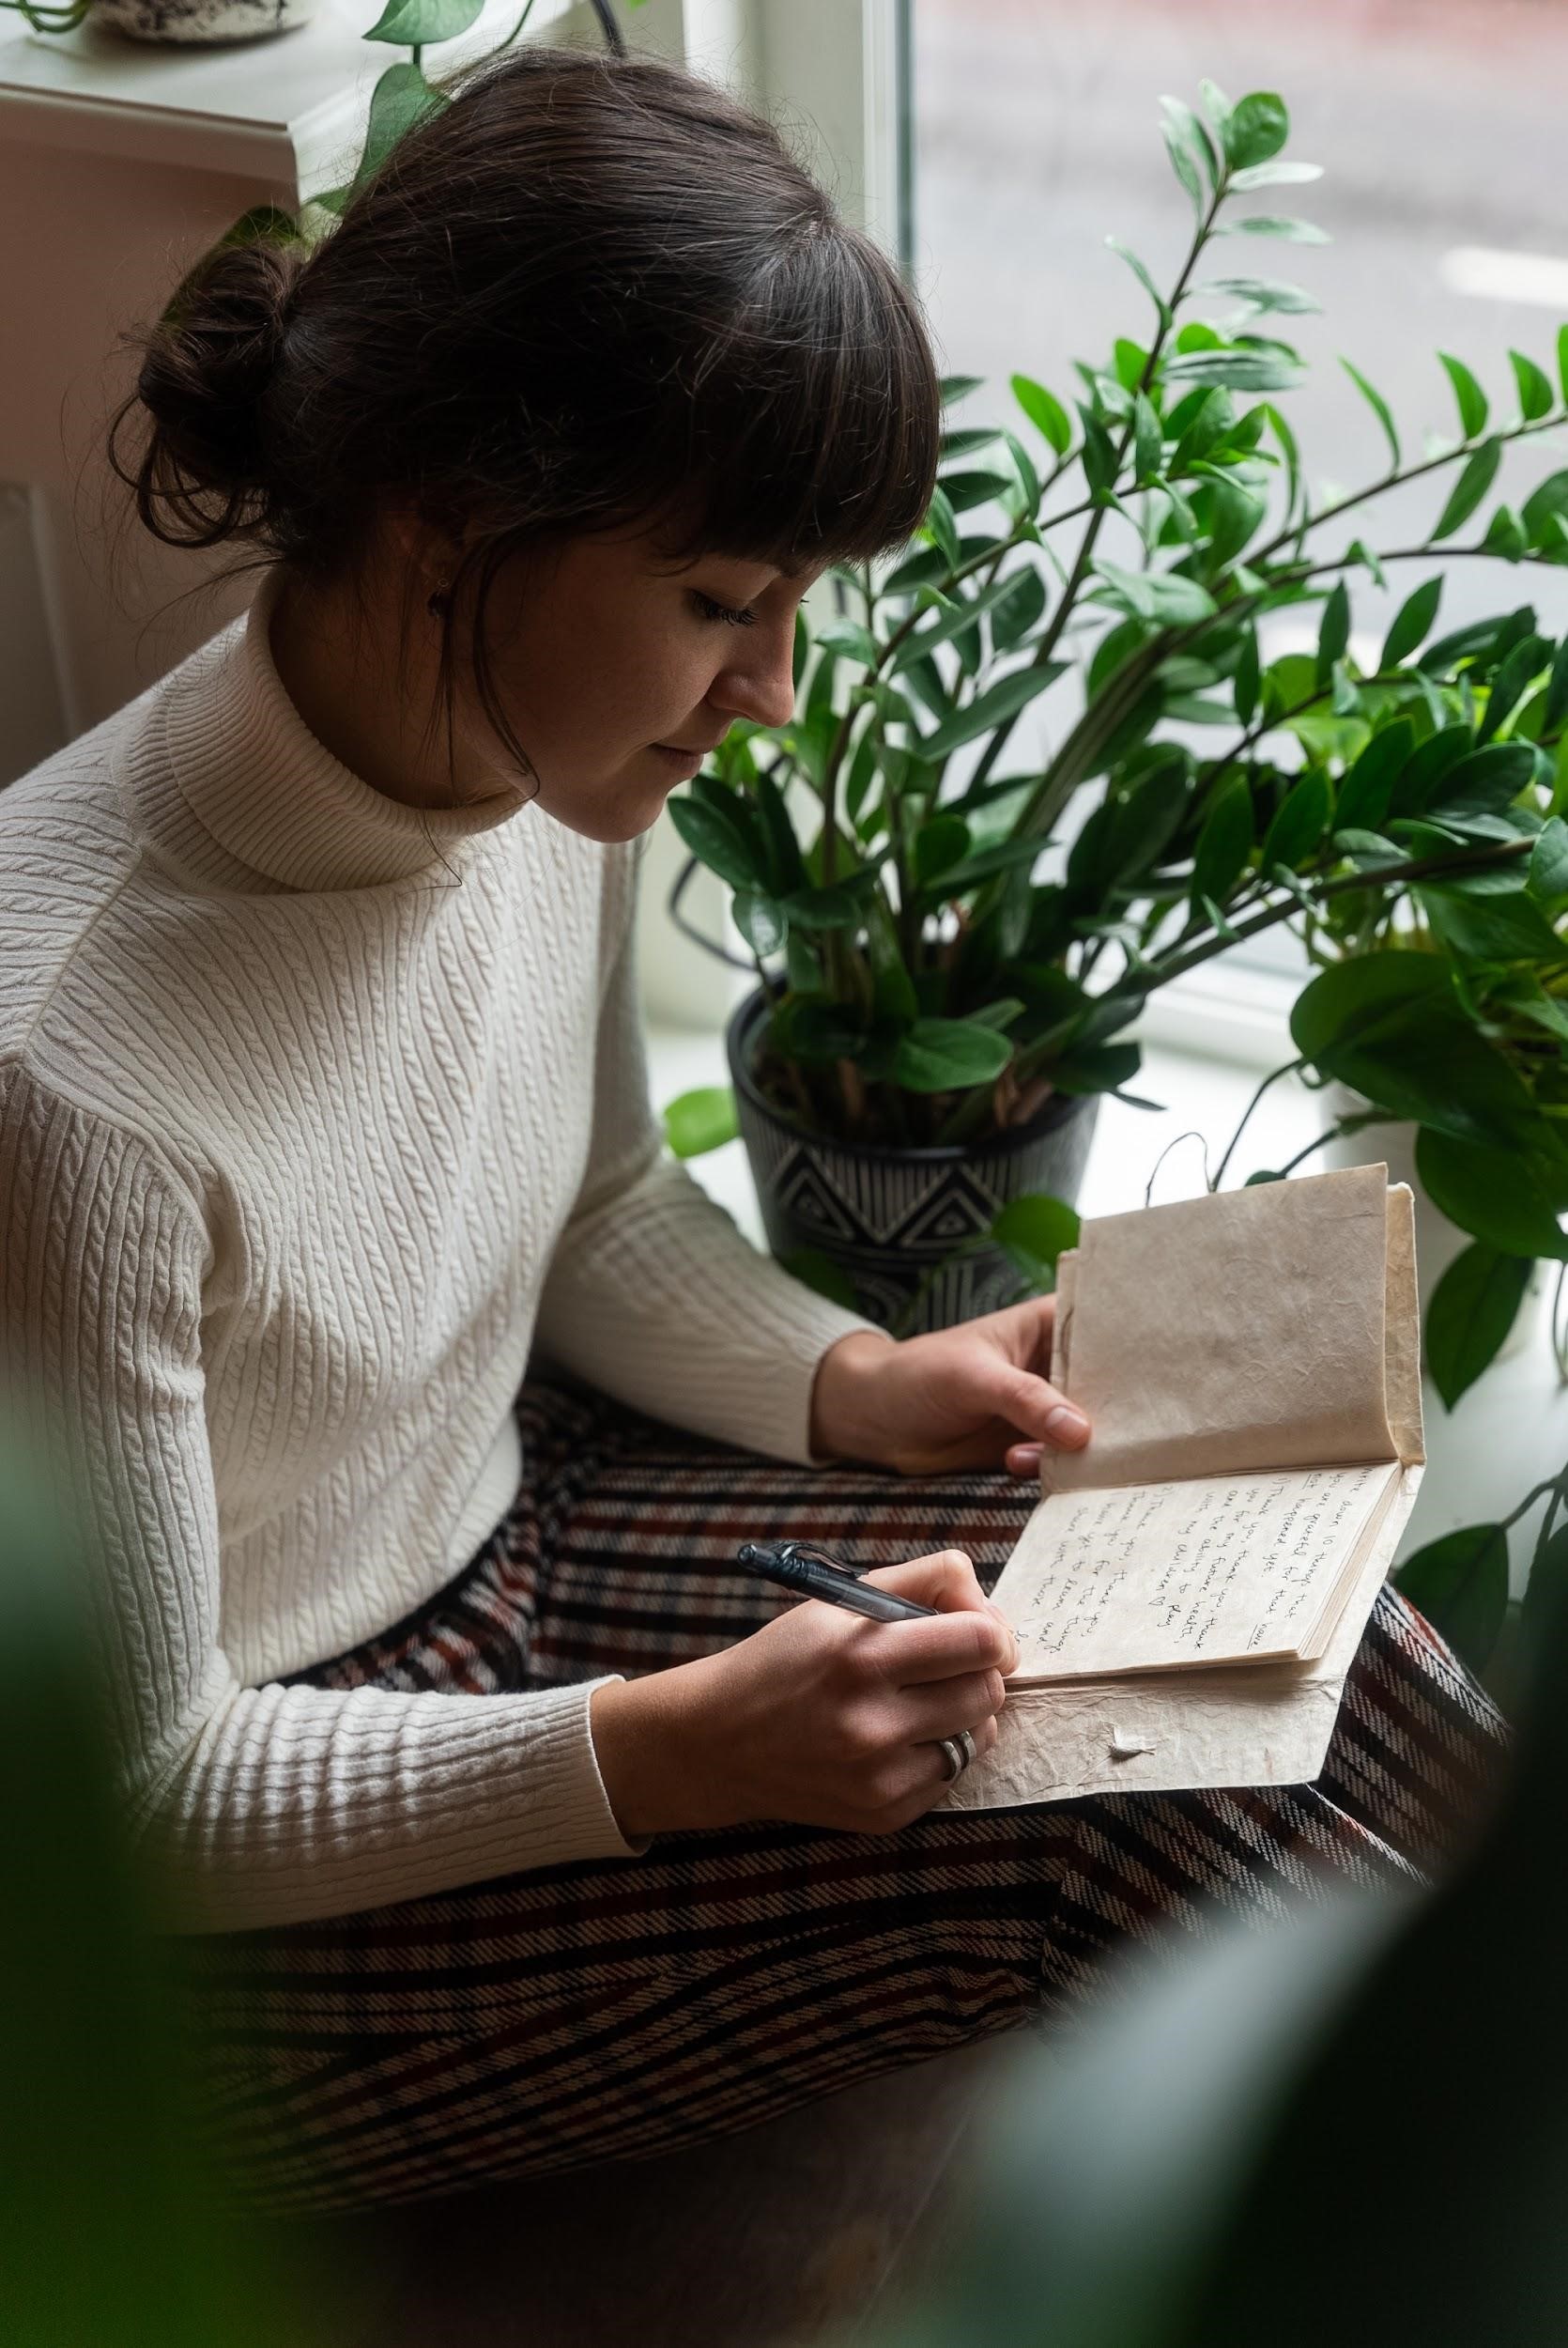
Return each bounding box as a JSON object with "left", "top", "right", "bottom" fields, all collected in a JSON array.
[{"left": 536, "top": 782, "right": 669, "bottom": 847}]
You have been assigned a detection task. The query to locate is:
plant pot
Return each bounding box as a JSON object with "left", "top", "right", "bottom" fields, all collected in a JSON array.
[
  {"left": 1320, "top": 1081, "right": 1547, "bottom": 1361},
  {"left": 727, "top": 987, "right": 1099, "bottom": 1335},
  {"left": 91, "top": 0, "right": 320, "bottom": 41}
]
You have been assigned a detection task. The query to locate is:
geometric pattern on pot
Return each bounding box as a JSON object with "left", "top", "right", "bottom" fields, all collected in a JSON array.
[{"left": 761, "top": 1135, "right": 1010, "bottom": 1251}]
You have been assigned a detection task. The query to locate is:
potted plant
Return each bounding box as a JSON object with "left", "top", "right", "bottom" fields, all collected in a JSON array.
[{"left": 664, "top": 81, "right": 1568, "bottom": 1335}]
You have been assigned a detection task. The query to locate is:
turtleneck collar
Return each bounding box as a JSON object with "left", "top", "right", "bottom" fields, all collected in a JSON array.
[{"left": 113, "top": 564, "right": 530, "bottom": 894}]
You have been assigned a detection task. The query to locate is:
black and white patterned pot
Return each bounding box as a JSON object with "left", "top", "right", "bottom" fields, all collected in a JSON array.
[
  {"left": 727, "top": 987, "right": 1099, "bottom": 1335},
  {"left": 91, "top": 0, "right": 319, "bottom": 41}
]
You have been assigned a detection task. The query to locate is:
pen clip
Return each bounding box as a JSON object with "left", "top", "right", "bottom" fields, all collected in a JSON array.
[{"left": 739, "top": 1538, "right": 863, "bottom": 1581}]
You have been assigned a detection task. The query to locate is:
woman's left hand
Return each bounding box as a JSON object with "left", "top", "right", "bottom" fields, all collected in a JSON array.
[{"left": 807, "top": 1297, "right": 1091, "bottom": 1479}]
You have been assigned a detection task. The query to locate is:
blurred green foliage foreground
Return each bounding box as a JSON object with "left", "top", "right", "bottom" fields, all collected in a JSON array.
[
  {"left": 4, "top": 1422, "right": 1563, "bottom": 2347},
  {"left": 871, "top": 1572, "right": 1568, "bottom": 2348}
]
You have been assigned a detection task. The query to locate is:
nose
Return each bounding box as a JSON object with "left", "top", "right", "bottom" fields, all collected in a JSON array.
[{"left": 708, "top": 618, "right": 797, "bottom": 731}]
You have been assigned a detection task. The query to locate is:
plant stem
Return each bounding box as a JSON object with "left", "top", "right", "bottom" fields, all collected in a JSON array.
[{"left": 1209, "top": 1057, "right": 1306, "bottom": 1191}]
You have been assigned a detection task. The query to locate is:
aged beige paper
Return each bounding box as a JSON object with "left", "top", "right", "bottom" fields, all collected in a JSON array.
[
  {"left": 997, "top": 1458, "right": 1404, "bottom": 1680},
  {"left": 1043, "top": 1163, "right": 1406, "bottom": 1493},
  {"left": 936, "top": 1167, "right": 1426, "bottom": 1812}
]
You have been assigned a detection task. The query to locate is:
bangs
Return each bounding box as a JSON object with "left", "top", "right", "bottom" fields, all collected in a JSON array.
[{"left": 634, "top": 227, "right": 943, "bottom": 577}]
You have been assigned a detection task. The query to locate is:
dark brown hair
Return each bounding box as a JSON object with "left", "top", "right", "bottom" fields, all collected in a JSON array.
[{"left": 108, "top": 43, "right": 941, "bottom": 787}]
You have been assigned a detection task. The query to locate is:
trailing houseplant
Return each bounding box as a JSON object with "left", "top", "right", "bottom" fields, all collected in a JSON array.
[{"left": 663, "top": 80, "right": 1568, "bottom": 1333}]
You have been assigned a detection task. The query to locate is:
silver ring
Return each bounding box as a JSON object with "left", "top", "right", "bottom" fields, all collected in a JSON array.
[{"left": 937, "top": 1728, "right": 978, "bottom": 1782}]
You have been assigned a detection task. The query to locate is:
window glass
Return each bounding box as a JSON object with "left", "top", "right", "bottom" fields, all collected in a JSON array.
[{"left": 907, "top": 0, "right": 1568, "bottom": 974}]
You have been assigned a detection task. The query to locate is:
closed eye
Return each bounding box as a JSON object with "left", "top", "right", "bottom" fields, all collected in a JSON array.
[{"left": 691, "top": 591, "right": 759, "bottom": 627}]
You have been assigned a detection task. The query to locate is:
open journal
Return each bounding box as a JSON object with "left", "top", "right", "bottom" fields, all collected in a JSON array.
[{"left": 941, "top": 1163, "right": 1425, "bottom": 1814}]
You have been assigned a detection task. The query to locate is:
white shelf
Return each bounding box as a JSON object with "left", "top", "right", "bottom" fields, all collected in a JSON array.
[{"left": 0, "top": 0, "right": 574, "bottom": 188}]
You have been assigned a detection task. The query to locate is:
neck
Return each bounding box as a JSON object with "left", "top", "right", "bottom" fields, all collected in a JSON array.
[{"left": 268, "top": 569, "right": 519, "bottom": 814}]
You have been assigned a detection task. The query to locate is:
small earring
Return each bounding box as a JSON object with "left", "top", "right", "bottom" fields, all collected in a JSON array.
[{"left": 427, "top": 584, "right": 453, "bottom": 621}]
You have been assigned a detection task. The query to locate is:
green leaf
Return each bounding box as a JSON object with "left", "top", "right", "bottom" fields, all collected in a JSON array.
[
  {"left": 1432, "top": 437, "right": 1502, "bottom": 541},
  {"left": 784, "top": 885, "right": 863, "bottom": 931},
  {"left": 1337, "top": 719, "right": 1415, "bottom": 831},
  {"left": 890, "top": 573, "right": 1040, "bottom": 671},
  {"left": 1160, "top": 95, "right": 1222, "bottom": 193},
  {"left": 1379, "top": 577, "right": 1442, "bottom": 671},
  {"left": 990, "top": 1193, "right": 1082, "bottom": 1274},
  {"left": 894, "top": 1018, "right": 1013, "bottom": 1093},
  {"left": 1092, "top": 563, "right": 1218, "bottom": 626},
  {"left": 1132, "top": 392, "right": 1163, "bottom": 483},
  {"left": 1225, "top": 216, "right": 1330, "bottom": 243},
  {"left": 1199, "top": 275, "right": 1320, "bottom": 317},
  {"left": 912, "top": 813, "right": 972, "bottom": 884},
  {"left": 1510, "top": 348, "right": 1555, "bottom": 422},
  {"left": 1291, "top": 952, "right": 1544, "bottom": 1150},
  {"left": 915, "top": 665, "right": 1067, "bottom": 762},
  {"left": 813, "top": 619, "right": 878, "bottom": 667},
  {"left": 752, "top": 767, "right": 809, "bottom": 897},
  {"left": 1106, "top": 239, "right": 1173, "bottom": 332},
  {"left": 1395, "top": 1522, "right": 1511, "bottom": 1675},
  {"left": 1316, "top": 580, "right": 1351, "bottom": 686},
  {"left": 1543, "top": 640, "right": 1568, "bottom": 735},
  {"left": 1481, "top": 502, "right": 1529, "bottom": 563},
  {"left": 1048, "top": 1043, "right": 1146, "bottom": 1098},
  {"left": 732, "top": 889, "right": 788, "bottom": 958},
  {"left": 1438, "top": 351, "right": 1489, "bottom": 439},
  {"left": 1426, "top": 739, "right": 1535, "bottom": 817},
  {"left": 1559, "top": 325, "right": 1568, "bottom": 409},
  {"left": 1228, "top": 159, "right": 1323, "bottom": 190},
  {"left": 1191, "top": 778, "right": 1253, "bottom": 909},
  {"left": 942, "top": 467, "right": 1017, "bottom": 514},
  {"left": 1223, "top": 89, "right": 1288, "bottom": 168},
  {"left": 662, "top": 1086, "right": 739, "bottom": 1160},
  {"left": 1425, "top": 1244, "right": 1534, "bottom": 1408},
  {"left": 1521, "top": 470, "right": 1568, "bottom": 548},
  {"left": 939, "top": 374, "right": 984, "bottom": 407},
  {"left": 920, "top": 485, "right": 961, "bottom": 570},
  {"left": 1529, "top": 815, "right": 1568, "bottom": 901},
  {"left": 668, "top": 794, "right": 767, "bottom": 892},
  {"left": 1415, "top": 882, "right": 1564, "bottom": 965},
  {"left": 1340, "top": 358, "right": 1401, "bottom": 470},
  {"left": 1416, "top": 1128, "right": 1568, "bottom": 1259},
  {"left": 1261, "top": 769, "right": 1331, "bottom": 871},
  {"left": 1162, "top": 346, "right": 1307, "bottom": 394},
  {"left": 350, "top": 62, "right": 450, "bottom": 192},
  {"left": 1162, "top": 121, "right": 1204, "bottom": 209},
  {"left": 778, "top": 1247, "right": 860, "bottom": 1311},
  {"left": 991, "top": 566, "right": 1048, "bottom": 653},
  {"left": 1011, "top": 373, "right": 1072, "bottom": 455},
  {"left": 364, "top": 0, "right": 484, "bottom": 37}
]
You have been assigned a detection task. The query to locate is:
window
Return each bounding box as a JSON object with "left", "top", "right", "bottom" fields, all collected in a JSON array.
[{"left": 902, "top": 0, "right": 1568, "bottom": 1057}]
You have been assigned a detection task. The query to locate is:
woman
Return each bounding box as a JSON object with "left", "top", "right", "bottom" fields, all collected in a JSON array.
[{"left": 0, "top": 45, "right": 1504, "bottom": 2212}]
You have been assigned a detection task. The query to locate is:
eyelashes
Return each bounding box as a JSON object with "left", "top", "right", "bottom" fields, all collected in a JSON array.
[{"left": 692, "top": 591, "right": 759, "bottom": 628}]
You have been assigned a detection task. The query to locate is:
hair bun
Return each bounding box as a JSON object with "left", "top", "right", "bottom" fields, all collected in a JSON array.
[{"left": 130, "top": 238, "right": 306, "bottom": 524}]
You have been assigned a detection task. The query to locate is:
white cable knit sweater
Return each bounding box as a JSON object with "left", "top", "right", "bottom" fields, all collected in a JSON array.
[{"left": 0, "top": 564, "right": 884, "bottom": 1932}]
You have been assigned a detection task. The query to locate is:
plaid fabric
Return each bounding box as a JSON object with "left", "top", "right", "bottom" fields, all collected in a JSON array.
[{"left": 176, "top": 1376, "right": 1509, "bottom": 2216}]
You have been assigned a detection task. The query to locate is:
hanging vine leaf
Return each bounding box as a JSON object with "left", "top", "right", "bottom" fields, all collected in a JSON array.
[{"left": 1425, "top": 1244, "right": 1534, "bottom": 1407}]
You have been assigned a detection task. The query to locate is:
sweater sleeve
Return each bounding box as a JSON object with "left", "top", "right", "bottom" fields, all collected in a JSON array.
[
  {"left": 0, "top": 1060, "right": 644, "bottom": 1935},
  {"left": 533, "top": 842, "right": 892, "bottom": 1465}
]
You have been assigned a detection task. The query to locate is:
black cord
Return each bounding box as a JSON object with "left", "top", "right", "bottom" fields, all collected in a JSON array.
[
  {"left": 587, "top": 0, "right": 627, "bottom": 56},
  {"left": 667, "top": 852, "right": 757, "bottom": 975}
]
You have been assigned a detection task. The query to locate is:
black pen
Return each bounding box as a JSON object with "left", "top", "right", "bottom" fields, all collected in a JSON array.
[{"left": 734, "top": 1539, "right": 938, "bottom": 1623}]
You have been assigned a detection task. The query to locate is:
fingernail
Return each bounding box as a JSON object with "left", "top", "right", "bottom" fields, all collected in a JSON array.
[{"left": 1044, "top": 1405, "right": 1089, "bottom": 1445}]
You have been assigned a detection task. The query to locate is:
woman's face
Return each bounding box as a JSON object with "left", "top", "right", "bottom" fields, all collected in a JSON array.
[{"left": 453, "top": 525, "right": 824, "bottom": 843}]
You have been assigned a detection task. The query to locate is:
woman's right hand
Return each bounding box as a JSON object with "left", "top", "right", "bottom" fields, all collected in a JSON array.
[{"left": 590, "top": 1551, "right": 1018, "bottom": 1841}]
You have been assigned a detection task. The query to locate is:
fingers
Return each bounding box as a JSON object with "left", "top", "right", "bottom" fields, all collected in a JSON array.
[
  {"left": 898, "top": 1667, "right": 1007, "bottom": 1742},
  {"left": 859, "top": 1553, "right": 1020, "bottom": 1679}
]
